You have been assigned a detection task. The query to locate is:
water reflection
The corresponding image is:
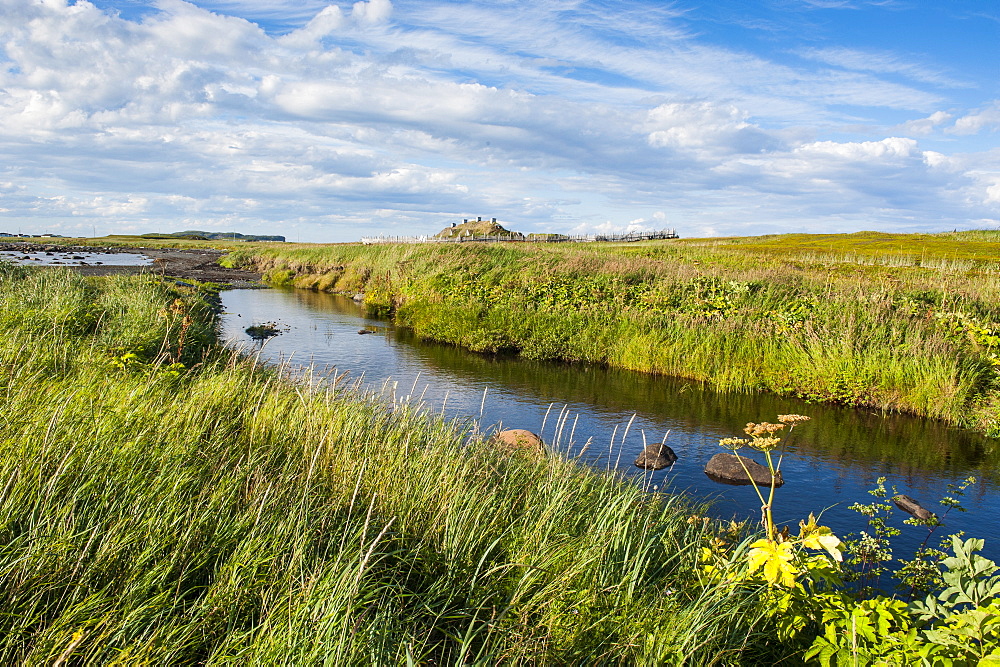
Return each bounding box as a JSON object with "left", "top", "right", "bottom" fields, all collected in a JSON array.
[{"left": 220, "top": 288, "right": 1000, "bottom": 561}]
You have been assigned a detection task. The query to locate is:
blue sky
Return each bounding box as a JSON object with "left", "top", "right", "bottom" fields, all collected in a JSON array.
[{"left": 1, "top": 0, "right": 997, "bottom": 242}]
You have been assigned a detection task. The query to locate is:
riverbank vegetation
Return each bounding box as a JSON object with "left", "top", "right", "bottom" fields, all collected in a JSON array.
[
  {"left": 218, "top": 230, "right": 1000, "bottom": 436},
  {"left": 0, "top": 264, "right": 781, "bottom": 663},
  {"left": 2, "top": 262, "right": 998, "bottom": 662}
]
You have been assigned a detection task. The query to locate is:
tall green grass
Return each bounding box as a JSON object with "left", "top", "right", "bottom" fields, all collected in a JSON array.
[
  {"left": 221, "top": 233, "right": 1000, "bottom": 435},
  {"left": 0, "top": 265, "right": 783, "bottom": 663}
]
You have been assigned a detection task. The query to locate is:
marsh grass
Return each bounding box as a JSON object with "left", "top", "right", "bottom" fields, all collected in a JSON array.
[
  {"left": 221, "top": 232, "right": 1000, "bottom": 435},
  {"left": 0, "top": 265, "right": 782, "bottom": 664}
]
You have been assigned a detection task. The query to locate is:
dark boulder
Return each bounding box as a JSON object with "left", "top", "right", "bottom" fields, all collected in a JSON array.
[
  {"left": 892, "top": 494, "right": 937, "bottom": 522},
  {"left": 704, "top": 453, "right": 783, "bottom": 487},
  {"left": 634, "top": 443, "right": 678, "bottom": 470}
]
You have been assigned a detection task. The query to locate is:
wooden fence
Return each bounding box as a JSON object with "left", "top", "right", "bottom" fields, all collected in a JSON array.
[{"left": 360, "top": 229, "right": 678, "bottom": 245}]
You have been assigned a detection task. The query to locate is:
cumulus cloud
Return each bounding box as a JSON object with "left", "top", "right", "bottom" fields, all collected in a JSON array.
[
  {"left": 351, "top": 0, "right": 392, "bottom": 25},
  {"left": 795, "top": 136, "right": 918, "bottom": 160},
  {"left": 645, "top": 101, "right": 781, "bottom": 156},
  {"left": 949, "top": 101, "right": 1000, "bottom": 135},
  {"left": 986, "top": 180, "right": 1000, "bottom": 205},
  {"left": 279, "top": 5, "right": 346, "bottom": 48},
  {"left": 704, "top": 135, "right": 1000, "bottom": 230},
  {"left": 896, "top": 111, "right": 952, "bottom": 136},
  {"left": 276, "top": 0, "right": 391, "bottom": 47},
  {"left": 571, "top": 211, "right": 674, "bottom": 235}
]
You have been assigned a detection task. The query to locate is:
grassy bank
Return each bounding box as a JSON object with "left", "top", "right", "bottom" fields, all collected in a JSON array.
[
  {"left": 0, "top": 264, "right": 787, "bottom": 663},
  {"left": 219, "top": 231, "right": 1000, "bottom": 436}
]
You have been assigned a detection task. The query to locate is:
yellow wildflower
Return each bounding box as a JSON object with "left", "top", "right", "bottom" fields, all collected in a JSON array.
[
  {"left": 744, "top": 422, "right": 785, "bottom": 437},
  {"left": 719, "top": 437, "right": 751, "bottom": 450},
  {"left": 749, "top": 436, "right": 782, "bottom": 451}
]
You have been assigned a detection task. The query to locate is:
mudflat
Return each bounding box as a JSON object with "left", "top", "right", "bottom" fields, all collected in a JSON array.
[{"left": 0, "top": 243, "right": 262, "bottom": 287}]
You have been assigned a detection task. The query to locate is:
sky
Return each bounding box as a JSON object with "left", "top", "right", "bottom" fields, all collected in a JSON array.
[{"left": 1, "top": 0, "right": 998, "bottom": 242}]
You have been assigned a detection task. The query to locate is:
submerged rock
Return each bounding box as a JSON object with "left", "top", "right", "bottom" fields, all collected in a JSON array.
[
  {"left": 634, "top": 443, "right": 678, "bottom": 470},
  {"left": 704, "top": 453, "right": 783, "bottom": 487},
  {"left": 892, "top": 494, "right": 937, "bottom": 522},
  {"left": 493, "top": 429, "right": 545, "bottom": 456},
  {"left": 245, "top": 322, "right": 285, "bottom": 342}
]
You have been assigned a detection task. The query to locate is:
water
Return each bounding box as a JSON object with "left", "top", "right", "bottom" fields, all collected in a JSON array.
[
  {"left": 0, "top": 249, "right": 152, "bottom": 266},
  {"left": 220, "top": 288, "right": 1000, "bottom": 562}
]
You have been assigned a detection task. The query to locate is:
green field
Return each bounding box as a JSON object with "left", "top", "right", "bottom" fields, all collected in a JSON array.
[{"left": 218, "top": 230, "right": 1000, "bottom": 436}]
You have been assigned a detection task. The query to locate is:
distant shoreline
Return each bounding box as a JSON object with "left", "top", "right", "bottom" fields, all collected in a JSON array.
[{"left": 0, "top": 242, "right": 264, "bottom": 287}]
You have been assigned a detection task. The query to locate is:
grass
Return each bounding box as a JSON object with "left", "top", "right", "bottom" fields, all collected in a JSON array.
[
  {"left": 0, "top": 263, "right": 789, "bottom": 664},
  {"left": 215, "top": 231, "right": 1000, "bottom": 436}
]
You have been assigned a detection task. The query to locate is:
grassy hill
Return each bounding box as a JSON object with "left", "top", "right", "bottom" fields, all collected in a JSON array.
[
  {"left": 142, "top": 230, "right": 286, "bottom": 242},
  {"left": 435, "top": 219, "right": 522, "bottom": 239}
]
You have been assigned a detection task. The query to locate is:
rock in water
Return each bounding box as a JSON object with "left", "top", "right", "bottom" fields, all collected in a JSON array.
[
  {"left": 704, "top": 453, "right": 783, "bottom": 487},
  {"left": 245, "top": 322, "right": 284, "bottom": 342},
  {"left": 634, "top": 443, "right": 678, "bottom": 470},
  {"left": 493, "top": 429, "right": 545, "bottom": 456},
  {"left": 892, "top": 494, "right": 937, "bottom": 522}
]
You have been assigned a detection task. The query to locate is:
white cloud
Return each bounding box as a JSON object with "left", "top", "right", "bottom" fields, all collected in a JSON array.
[
  {"left": 645, "top": 101, "right": 780, "bottom": 156},
  {"left": 896, "top": 110, "right": 952, "bottom": 136},
  {"left": 986, "top": 180, "right": 1000, "bottom": 205},
  {"left": 41, "top": 194, "right": 149, "bottom": 217},
  {"left": 0, "top": 0, "right": 996, "bottom": 240},
  {"left": 794, "top": 136, "right": 918, "bottom": 161},
  {"left": 798, "top": 47, "right": 969, "bottom": 89},
  {"left": 949, "top": 101, "right": 1000, "bottom": 136},
  {"left": 279, "top": 5, "right": 345, "bottom": 48},
  {"left": 921, "top": 151, "right": 954, "bottom": 169},
  {"left": 174, "top": 0, "right": 332, "bottom": 29},
  {"left": 351, "top": 0, "right": 392, "bottom": 25}
]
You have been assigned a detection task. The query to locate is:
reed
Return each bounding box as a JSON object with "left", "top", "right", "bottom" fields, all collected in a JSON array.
[{"left": 0, "top": 265, "right": 783, "bottom": 663}]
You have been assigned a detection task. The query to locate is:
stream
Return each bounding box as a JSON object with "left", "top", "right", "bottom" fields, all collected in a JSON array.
[{"left": 220, "top": 287, "right": 1000, "bottom": 563}]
